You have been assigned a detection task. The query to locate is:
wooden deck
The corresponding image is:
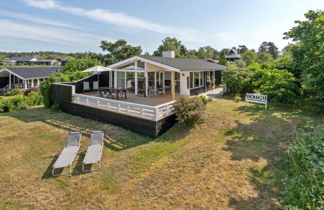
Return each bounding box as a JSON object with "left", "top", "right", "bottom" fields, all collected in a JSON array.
[{"left": 83, "top": 92, "right": 174, "bottom": 106}]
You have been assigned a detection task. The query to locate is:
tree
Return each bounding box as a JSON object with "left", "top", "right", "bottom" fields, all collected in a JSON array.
[
  {"left": 63, "top": 58, "right": 102, "bottom": 73},
  {"left": 284, "top": 10, "right": 324, "bottom": 105},
  {"left": 257, "top": 52, "right": 273, "bottom": 64},
  {"left": 100, "top": 39, "right": 142, "bottom": 65},
  {"left": 153, "top": 37, "right": 184, "bottom": 57},
  {"left": 258, "top": 41, "right": 279, "bottom": 59},
  {"left": 241, "top": 50, "right": 257, "bottom": 66},
  {"left": 238, "top": 45, "right": 248, "bottom": 54},
  {"left": 196, "top": 46, "right": 218, "bottom": 59},
  {"left": 218, "top": 50, "right": 227, "bottom": 65}
]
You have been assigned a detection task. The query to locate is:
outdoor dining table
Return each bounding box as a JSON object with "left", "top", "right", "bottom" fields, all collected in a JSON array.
[{"left": 99, "top": 87, "right": 127, "bottom": 100}]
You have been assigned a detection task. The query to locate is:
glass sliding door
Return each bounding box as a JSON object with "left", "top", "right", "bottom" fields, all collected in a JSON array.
[
  {"left": 137, "top": 72, "right": 145, "bottom": 96},
  {"left": 117, "top": 72, "right": 125, "bottom": 89},
  {"left": 126, "top": 72, "right": 135, "bottom": 94}
]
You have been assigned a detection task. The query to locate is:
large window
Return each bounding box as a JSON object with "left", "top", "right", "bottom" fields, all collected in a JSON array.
[
  {"left": 117, "top": 72, "right": 125, "bottom": 88},
  {"left": 190, "top": 72, "right": 204, "bottom": 89}
]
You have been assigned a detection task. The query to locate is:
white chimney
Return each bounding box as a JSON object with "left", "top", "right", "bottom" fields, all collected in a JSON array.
[{"left": 162, "top": 51, "right": 175, "bottom": 58}]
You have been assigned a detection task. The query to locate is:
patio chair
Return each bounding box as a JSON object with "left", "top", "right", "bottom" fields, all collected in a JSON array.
[
  {"left": 82, "top": 131, "right": 104, "bottom": 172},
  {"left": 83, "top": 82, "right": 90, "bottom": 93},
  {"left": 93, "top": 81, "right": 99, "bottom": 92},
  {"left": 52, "top": 132, "right": 81, "bottom": 176}
]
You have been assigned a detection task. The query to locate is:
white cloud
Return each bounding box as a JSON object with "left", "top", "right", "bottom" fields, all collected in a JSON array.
[
  {"left": 0, "top": 10, "right": 82, "bottom": 29},
  {"left": 24, "top": 0, "right": 205, "bottom": 43},
  {"left": 0, "top": 19, "right": 111, "bottom": 46}
]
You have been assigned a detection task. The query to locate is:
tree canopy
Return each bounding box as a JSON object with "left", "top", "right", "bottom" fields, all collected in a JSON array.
[
  {"left": 63, "top": 58, "right": 102, "bottom": 73},
  {"left": 283, "top": 10, "right": 324, "bottom": 104},
  {"left": 100, "top": 39, "right": 142, "bottom": 65},
  {"left": 258, "top": 41, "right": 279, "bottom": 59}
]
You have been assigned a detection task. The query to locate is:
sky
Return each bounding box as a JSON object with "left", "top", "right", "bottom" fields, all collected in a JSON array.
[{"left": 0, "top": 0, "right": 323, "bottom": 53}]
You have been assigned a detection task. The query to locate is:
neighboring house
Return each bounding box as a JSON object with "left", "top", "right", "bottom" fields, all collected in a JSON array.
[
  {"left": 0, "top": 66, "right": 61, "bottom": 90},
  {"left": 225, "top": 49, "right": 241, "bottom": 61},
  {"left": 4, "top": 56, "right": 59, "bottom": 66},
  {"left": 49, "top": 51, "right": 227, "bottom": 137}
]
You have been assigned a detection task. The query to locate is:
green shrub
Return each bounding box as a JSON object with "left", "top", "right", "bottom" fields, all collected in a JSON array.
[
  {"left": 252, "top": 68, "right": 300, "bottom": 103},
  {"left": 224, "top": 63, "right": 300, "bottom": 104},
  {"left": 173, "top": 96, "right": 206, "bottom": 126},
  {"left": 197, "top": 95, "right": 209, "bottom": 105},
  {"left": 234, "top": 94, "right": 241, "bottom": 102},
  {"left": 25, "top": 91, "right": 42, "bottom": 106},
  {"left": 4, "top": 88, "right": 24, "bottom": 96},
  {"left": 223, "top": 66, "right": 254, "bottom": 94},
  {"left": 0, "top": 92, "right": 43, "bottom": 113},
  {"left": 280, "top": 125, "right": 324, "bottom": 209},
  {"left": 40, "top": 71, "right": 90, "bottom": 107}
]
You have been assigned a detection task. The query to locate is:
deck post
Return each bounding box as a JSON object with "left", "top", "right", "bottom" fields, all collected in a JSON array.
[
  {"left": 135, "top": 61, "right": 138, "bottom": 95},
  {"left": 9, "top": 73, "right": 11, "bottom": 89},
  {"left": 24, "top": 80, "right": 27, "bottom": 89},
  {"left": 144, "top": 63, "right": 148, "bottom": 97},
  {"left": 114, "top": 71, "right": 117, "bottom": 88},
  {"left": 171, "top": 71, "right": 175, "bottom": 100},
  {"left": 154, "top": 107, "right": 159, "bottom": 121}
]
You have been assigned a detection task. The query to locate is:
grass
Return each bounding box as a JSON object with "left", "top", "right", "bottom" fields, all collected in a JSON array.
[{"left": 0, "top": 97, "right": 320, "bottom": 209}]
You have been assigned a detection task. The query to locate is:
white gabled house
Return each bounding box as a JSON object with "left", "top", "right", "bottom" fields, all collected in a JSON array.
[{"left": 108, "top": 51, "right": 227, "bottom": 99}]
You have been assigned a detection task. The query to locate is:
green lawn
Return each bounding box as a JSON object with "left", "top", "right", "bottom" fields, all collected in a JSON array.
[{"left": 0, "top": 98, "right": 320, "bottom": 209}]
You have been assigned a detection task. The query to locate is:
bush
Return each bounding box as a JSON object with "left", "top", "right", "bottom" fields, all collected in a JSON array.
[
  {"left": 280, "top": 125, "right": 324, "bottom": 209},
  {"left": 234, "top": 94, "right": 241, "bottom": 102},
  {"left": 196, "top": 95, "right": 209, "bottom": 105},
  {"left": 25, "top": 91, "right": 43, "bottom": 106},
  {"left": 24, "top": 87, "right": 39, "bottom": 96},
  {"left": 0, "top": 91, "right": 43, "bottom": 113},
  {"left": 223, "top": 66, "right": 254, "bottom": 94},
  {"left": 224, "top": 63, "right": 300, "bottom": 104},
  {"left": 40, "top": 71, "right": 90, "bottom": 107},
  {"left": 4, "top": 88, "right": 24, "bottom": 96},
  {"left": 252, "top": 68, "right": 300, "bottom": 103},
  {"left": 173, "top": 96, "right": 206, "bottom": 126}
]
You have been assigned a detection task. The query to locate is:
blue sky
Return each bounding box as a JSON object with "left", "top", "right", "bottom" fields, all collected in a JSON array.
[{"left": 0, "top": 0, "right": 323, "bottom": 53}]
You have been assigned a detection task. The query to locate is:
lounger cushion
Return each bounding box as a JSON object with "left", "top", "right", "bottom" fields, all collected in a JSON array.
[
  {"left": 53, "top": 146, "right": 79, "bottom": 169},
  {"left": 83, "top": 145, "right": 103, "bottom": 165},
  {"left": 90, "top": 131, "right": 104, "bottom": 145}
]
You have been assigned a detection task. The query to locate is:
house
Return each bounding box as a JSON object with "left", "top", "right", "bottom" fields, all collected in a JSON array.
[
  {"left": 108, "top": 51, "right": 227, "bottom": 98},
  {"left": 4, "top": 56, "right": 59, "bottom": 66},
  {"left": 0, "top": 66, "right": 61, "bottom": 90},
  {"left": 225, "top": 49, "right": 241, "bottom": 61},
  {"left": 49, "top": 51, "right": 227, "bottom": 137}
]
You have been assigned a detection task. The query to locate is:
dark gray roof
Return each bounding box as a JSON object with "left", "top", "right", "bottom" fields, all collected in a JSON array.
[
  {"left": 226, "top": 49, "right": 241, "bottom": 59},
  {"left": 140, "top": 56, "right": 227, "bottom": 72},
  {"left": 7, "top": 56, "right": 38, "bottom": 61},
  {"left": 4, "top": 66, "right": 61, "bottom": 79}
]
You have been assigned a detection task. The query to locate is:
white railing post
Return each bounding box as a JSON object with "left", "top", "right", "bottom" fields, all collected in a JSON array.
[
  {"left": 154, "top": 107, "right": 159, "bottom": 121},
  {"left": 96, "top": 100, "right": 99, "bottom": 107},
  {"left": 106, "top": 102, "right": 109, "bottom": 109},
  {"left": 86, "top": 98, "right": 89, "bottom": 105}
]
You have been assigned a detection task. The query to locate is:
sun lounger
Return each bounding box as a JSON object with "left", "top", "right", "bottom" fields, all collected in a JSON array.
[
  {"left": 82, "top": 131, "right": 104, "bottom": 172},
  {"left": 52, "top": 132, "right": 81, "bottom": 176}
]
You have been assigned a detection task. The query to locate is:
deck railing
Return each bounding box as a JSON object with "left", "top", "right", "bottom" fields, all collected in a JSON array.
[{"left": 72, "top": 93, "right": 176, "bottom": 121}]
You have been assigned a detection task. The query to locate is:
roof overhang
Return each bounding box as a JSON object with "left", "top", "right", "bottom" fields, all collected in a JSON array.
[
  {"left": 108, "top": 56, "right": 181, "bottom": 73},
  {"left": 0, "top": 68, "right": 25, "bottom": 80}
]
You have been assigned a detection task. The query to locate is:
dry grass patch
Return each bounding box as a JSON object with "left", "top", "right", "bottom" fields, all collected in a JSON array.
[{"left": 0, "top": 99, "right": 320, "bottom": 209}]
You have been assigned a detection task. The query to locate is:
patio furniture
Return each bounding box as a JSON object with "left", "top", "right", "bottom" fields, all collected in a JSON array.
[
  {"left": 82, "top": 131, "right": 104, "bottom": 172},
  {"left": 52, "top": 132, "right": 81, "bottom": 176},
  {"left": 93, "top": 81, "right": 99, "bottom": 92},
  {"left": 83, "top": 82, "right": 90, "bottom": 93},
  {"left": 99, "top": 87, "right": 127, "bottom": 100}
]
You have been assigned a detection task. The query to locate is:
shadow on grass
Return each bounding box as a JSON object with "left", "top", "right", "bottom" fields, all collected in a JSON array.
[
  {"left": 4, "top": 107, "right": 192, "bottom": 178},
  {"left": 223, "top": 104, "right": 314, "bottom": 209}
]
